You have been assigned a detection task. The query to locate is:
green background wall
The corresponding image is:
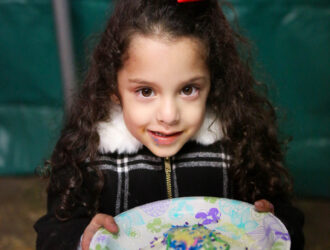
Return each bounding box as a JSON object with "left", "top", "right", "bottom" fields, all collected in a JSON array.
[{"left": 0, "top": 0, "right": 329, "bottom": 197}]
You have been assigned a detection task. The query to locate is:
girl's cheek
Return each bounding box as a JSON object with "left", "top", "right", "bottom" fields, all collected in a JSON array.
[
  {"left": 126, "top": 106, "right": 153, "bottom": 125},
  {"left": 182, "top": 104, "right": 206, "bottom": 124}
]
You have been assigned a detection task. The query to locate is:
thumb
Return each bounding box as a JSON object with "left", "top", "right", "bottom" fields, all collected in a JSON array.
[
  {"left": 104, "top": 216, "right": 119, "bottom": 233},
  {"left": 81, "top": 214, "right": 118, "bottom": 250}
]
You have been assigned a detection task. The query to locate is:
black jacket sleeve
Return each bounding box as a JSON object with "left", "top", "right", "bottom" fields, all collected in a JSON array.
[
  {"left": 34, "top": 192, "right": 92, "bottom": 250},
  {"left": 274, "top": 199, "right": 305, "bottom": 250}
]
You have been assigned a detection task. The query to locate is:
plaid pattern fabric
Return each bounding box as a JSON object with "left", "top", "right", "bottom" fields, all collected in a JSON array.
[
  {"left": 91, "top": 140, "right": 232, "bottom": 215},
  {"left": 96, "top": 154, "right": 163, "bottom": 214}
]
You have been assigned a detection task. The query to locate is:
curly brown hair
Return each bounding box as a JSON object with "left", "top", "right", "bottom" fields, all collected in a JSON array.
[{"left": 46, "top": 0, "right": 292, "bottom": 220}]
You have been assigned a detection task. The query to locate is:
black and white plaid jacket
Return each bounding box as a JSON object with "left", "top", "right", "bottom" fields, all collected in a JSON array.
[
  {"left": 95, "top": 140, "right": 232, "bottom": 217},
  {"left": 34, "top": 108, "right": 304, "bottom": 250}
]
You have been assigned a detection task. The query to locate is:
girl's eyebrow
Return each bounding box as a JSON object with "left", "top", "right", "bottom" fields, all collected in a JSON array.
[{"left": 128, "top": 76, "right": 208, "bottom": 85}]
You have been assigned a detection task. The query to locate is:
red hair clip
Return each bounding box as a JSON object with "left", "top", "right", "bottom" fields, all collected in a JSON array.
[{"left": 178, "top": 0, "right": 204, "bottom": 2}]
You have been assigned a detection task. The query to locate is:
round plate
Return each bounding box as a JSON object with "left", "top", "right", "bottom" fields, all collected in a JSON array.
[{"left": 90, "top": 197, "right": 290, "bottom": 250}]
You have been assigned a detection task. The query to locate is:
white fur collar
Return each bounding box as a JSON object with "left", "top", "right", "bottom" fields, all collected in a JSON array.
[{"left": 97, "top": 105, "right": 224, "bottom": 154}]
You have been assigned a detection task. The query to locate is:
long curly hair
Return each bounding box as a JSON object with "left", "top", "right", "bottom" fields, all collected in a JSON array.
[{"left": 46, "top": 0, "right": 292, "bottom": 220}]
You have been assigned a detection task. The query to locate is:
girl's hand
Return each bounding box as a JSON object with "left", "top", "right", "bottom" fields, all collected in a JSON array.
[
  {"left": 254, "top": 199, "right": 275, "bottom": 214},
  {"left": 81, "top": 213, "right": 118, "bottom": 250}
]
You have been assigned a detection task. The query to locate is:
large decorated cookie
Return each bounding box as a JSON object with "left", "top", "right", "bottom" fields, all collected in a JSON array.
[
  {"left": 90, "top": 197, "right": 290, "bottom": 250},
  {"left": 142, "top": 223, "right": 249, "bottom": 249}
]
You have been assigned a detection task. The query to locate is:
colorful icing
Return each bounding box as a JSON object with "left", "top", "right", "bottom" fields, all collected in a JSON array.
[
  {"left": 166, "top": 224, "right": 230, "bottom": 249},
  {"left": 143, "top": 223, "right": 249, "bottom": 249}
]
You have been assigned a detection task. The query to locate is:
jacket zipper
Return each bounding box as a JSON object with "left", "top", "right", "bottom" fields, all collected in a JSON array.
[{"left": 164, "top": 157, "right": 173, "bottom": 199}]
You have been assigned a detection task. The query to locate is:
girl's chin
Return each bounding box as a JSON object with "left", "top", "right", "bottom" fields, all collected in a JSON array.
[{"left": 146, "top": 144, "right": 182, "bottom": 158}]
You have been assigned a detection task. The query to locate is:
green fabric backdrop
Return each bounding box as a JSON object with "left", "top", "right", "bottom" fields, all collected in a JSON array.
[{"left": 0, "top": 0, "right": 329, "bottom": 197}]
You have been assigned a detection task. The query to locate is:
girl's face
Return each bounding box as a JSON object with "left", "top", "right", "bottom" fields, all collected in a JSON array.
[{"left": 117, "top": 35, "right": 210, "bottom": 157}]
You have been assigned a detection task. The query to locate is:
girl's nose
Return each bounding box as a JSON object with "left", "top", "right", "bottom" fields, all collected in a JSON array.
[{"left": 157, "top": 98, "right": 180, "bottom": 126}]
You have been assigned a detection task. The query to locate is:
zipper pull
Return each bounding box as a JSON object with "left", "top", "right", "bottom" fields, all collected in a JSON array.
[{"left": 164, "top": 157, "right": 173, "bottom": 199}]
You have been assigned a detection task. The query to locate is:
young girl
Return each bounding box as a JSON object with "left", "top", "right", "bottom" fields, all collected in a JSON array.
[{"left": 34, "top": 0, "right": 304, "bottom": 249}]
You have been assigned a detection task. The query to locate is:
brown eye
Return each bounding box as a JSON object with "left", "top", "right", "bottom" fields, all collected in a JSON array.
[
  {"left": 182, "top": 86, "right": 193, "bottom": 95},
  {"left": 181, "top": 86, "right": 199, "bottom": 96},
  {"left": 139, "top": 88, "right": 154, "bottom": 97}
]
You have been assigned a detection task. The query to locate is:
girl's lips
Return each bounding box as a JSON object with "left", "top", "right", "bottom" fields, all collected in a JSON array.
[{"left": 148, "top": 130, "right": 183, "bottom": 145}]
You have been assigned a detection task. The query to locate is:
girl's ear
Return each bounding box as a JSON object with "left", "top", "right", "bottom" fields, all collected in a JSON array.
[{"left": 110, "top": 94, "right": 121, "bottom": 105}]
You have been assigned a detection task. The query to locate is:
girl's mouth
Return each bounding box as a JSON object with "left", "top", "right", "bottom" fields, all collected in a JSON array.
[{"left": 148, "top": 130, "right": 183, "bottom": 145}]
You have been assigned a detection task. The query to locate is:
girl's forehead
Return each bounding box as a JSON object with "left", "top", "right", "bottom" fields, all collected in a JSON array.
[
  {"left": 126, "top": 34, "right": 207, "bottom": 61},
  {"left": 122, "top": 35, "right": 207, "bottom": 72},
  {"left": 117, "top": 34, "right": 210, "bottom": 91}
]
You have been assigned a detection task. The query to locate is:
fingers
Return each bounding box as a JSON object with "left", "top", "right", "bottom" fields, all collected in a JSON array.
[
  {"left": 81, "top": 213, "right": 118, "bottom": 250},
  {"left": 101, "top": 215, "right": 119, "bottom": 233},
  {"left": 254, "top": 199, "right": 274, "bottom": 214}
]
